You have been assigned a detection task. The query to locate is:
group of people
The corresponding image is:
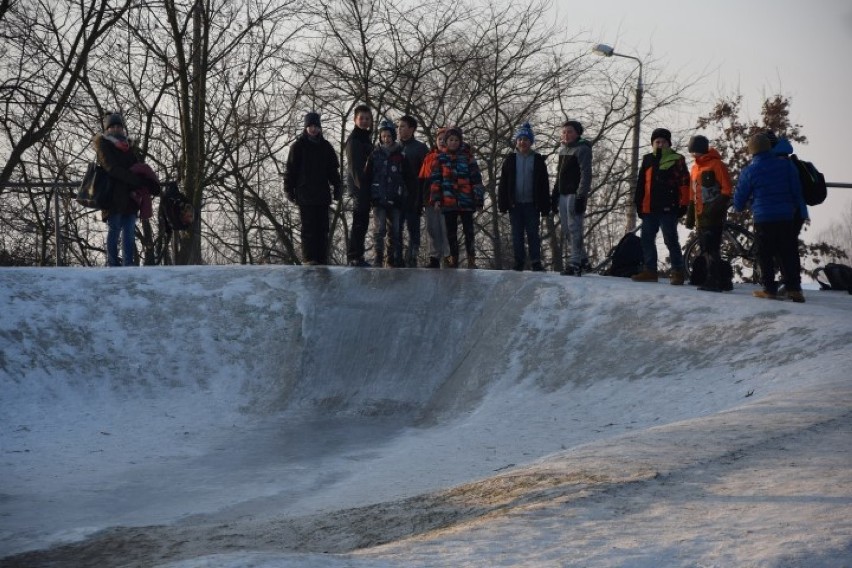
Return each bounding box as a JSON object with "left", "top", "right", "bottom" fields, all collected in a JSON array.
[
  {"left": 627, "top": 126, "right": 807, "bottom": 302},
  {"left": 95, "top": 107, "right": 810, "bottom": 302}
]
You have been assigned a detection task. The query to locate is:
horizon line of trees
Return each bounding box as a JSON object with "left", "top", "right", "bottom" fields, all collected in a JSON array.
[{"left": 2, "top": 0, "right": 847, "bottom": 271}]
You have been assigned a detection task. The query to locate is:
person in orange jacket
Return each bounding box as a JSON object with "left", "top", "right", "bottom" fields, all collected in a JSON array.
[
  {"left": 685, "top": 135, "right": 733, "bottom": 292},
  {"left": 418, "top": 128, "right": 450, "bottom": 267},
  {"left": 632, "top": 128, "right": 690, "bottom": 284}
]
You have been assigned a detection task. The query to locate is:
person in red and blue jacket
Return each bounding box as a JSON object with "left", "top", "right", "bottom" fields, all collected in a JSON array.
[{"left": 429, "top": 127, "right": 484, "bottom": 268}]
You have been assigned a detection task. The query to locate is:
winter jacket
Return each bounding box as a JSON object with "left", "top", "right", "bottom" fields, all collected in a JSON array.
[
  {"left": 771, "top": 138, "right": 810, "bottom": 221},
  {"left": 429, "top": 144, "right": 485, "bottom": 212},
  {"left": 419, "top": 147, "right": 442, "bottom": 206},
  {"left": 344, "top": 127, "right": 373, "bottom": 199},
  {"left": 497, "top": 151, "right": 550, "bottom": 214},
  {"left": 400, "top": 137, "right": 429, "bottom": 212},
  {"left": 363, "top": 143, "right": 412, "bottom": 209},
  {"left": 285, "top": 132, "right": 342, "bottom": 207},
  {"left": 93, "top": 133, "right": 143, "bottom": 216},
  {"left": 129, "top": 162, "right": 161, "bottom": 220},
  {"left": 688, "top": 148, "right": 732, "bottom": 229},
  {"left": 635, "top": 147, "right": 690, "bottom": 215},
  {"left": 733, "top": 151, "right": 804, "bottom": 224},
  {"left": 553, "top": 139, "right": 592, "bottom": 197}
]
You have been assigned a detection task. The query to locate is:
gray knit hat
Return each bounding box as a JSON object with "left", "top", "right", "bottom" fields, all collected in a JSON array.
[{"left": 103, "top": 113, "right": 125, "bottom": 130}]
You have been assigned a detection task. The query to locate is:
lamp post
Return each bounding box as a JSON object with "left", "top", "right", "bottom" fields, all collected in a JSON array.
[{"left": 593, "top": 43, "right": 643, "bottom": 233}]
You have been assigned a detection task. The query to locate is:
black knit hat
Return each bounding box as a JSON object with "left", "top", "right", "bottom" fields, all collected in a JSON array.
[
  {"left": 304, "top": 112, "right": 321, "bottom": 128},
  {"left": 763, "top": 130, "right": 778, "bottom": 147},
  {"left": 562, "top": 120, "right": 584, "bottom": 136},
  {"left": 103, "top": 113, "right": 125, "bottom": 131},
  {"left": 651, "top": 128, "right": 671, "bottom": 145},
  {"left": 687, "top": 135, "right": 709, "bottom": 154}
]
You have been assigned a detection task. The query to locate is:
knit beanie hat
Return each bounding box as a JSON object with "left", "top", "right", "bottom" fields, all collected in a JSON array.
[
  {"left": 378, "top": 118, "right": 396, "bottom": 141},
  {"left": 687, "top": 135, "right": 709, "bottom": 155},
  {"left": 304, "top": 112, "right": 321, "bottom": 128},
  {"left": 103, "top": 113, "right": 125, "bottom": 131},
  {"left": 748, "top": 133, "right": 772, "bottom": 155},
  {"left": 562, "top": 120, "right": 584, "bottom": 136},
  {"left": 651, "top": 128, "right": 672, "bottom": 145},
  {"left": 514, "top": 122, "right": 535, "bottom": 144}
]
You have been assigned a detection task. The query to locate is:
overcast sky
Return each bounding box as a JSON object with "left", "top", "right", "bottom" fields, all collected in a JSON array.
[{"left": 552, "top": 0, "right": 852, "bottom": 240}]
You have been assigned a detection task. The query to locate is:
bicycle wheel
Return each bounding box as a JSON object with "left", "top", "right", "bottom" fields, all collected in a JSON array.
[
  {"left": 683, "top": 234, "right": 702, "bottom": 283},
  {"left": 722, "top": 223, "right": 761, "bottom": 284}
]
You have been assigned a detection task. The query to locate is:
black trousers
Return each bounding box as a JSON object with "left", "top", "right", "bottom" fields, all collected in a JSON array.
[
  {"left": 347, "top": 190, "right": 371, "bottom": 262},
  {"left": 755, "top": 219, "right": 801, "bottom": 293},
  {"left": 299, "top": 205, "right": 330, "bottom": 264},
  {"left": 444, "top": 211, "right": 475, "bottom": 260},
  {"left": 698, "top": 225, "right": 723, "bottom": 286}
]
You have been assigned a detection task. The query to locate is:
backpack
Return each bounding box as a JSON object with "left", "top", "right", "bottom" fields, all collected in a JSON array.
[
  {"left": 814, "top": 263, "right": 852, "bottom": 292},
  {"left": 689, "top": 254, "right": 734, "bottom": 291},
  {"left": 606, "top": 233, "right": 643, "bottom": 277},
  {"left": 158, "top": 183, "right": 194, "bottom": 232},
  {"left": 789, "top": 154, "right": 827, "bottom": 206}
]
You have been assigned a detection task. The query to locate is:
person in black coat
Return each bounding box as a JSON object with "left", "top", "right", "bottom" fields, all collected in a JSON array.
[
  {"left": 497, "top": 122, "right": 550, "bottom": 271},
  {"left": 285, "top": 112, "right": 342, "bottom": 265}
]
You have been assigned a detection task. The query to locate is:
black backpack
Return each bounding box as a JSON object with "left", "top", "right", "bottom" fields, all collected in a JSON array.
[
  {"left": 790, "top": 154, "right": 827, "bottom": 206},
  {"left": 606, "top": 233, "right": 643, "bottom": 277},
  {"left": 814, "top": 263, "right": 852, "bottom": 293}
]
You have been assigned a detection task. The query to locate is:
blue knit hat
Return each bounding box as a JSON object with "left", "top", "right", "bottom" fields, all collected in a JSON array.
[
  {"left": 514, "top": 122, "right": 535, "bottom": 144},
  {"left": 378, "top": 118, "right": 396, "bottom": 141}
]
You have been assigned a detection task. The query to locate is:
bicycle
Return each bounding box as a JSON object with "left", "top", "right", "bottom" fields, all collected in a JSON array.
[{"left": 683, "top": 220, "right": 760, "bottom": 284}]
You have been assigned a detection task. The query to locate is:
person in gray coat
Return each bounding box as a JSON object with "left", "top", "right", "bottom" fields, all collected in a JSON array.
[{"left": 553, "top": 120, "right": 592, "bottom": 275}]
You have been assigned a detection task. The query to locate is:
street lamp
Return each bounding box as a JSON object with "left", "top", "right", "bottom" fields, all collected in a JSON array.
[{"left": 593, "top": 43, "right": 643, "bottom": 233}]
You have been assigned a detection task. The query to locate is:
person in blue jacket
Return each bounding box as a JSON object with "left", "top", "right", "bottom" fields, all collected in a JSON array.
[{"left": 733, "top": 133, "right": 807, "bottom": 302}]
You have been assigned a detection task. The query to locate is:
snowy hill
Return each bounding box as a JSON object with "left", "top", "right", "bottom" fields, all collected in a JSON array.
[{"left": 1, "top": 266, "right": 850, "bottom": 567}]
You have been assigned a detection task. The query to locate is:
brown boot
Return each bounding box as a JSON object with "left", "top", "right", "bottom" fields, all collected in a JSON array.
[
  {"left": 753, "top": 289, "right": 778, "bottom": 300},
  {"left": 670, "top": 269, "right": 685, "bottom": 286},
  {"left": 631, "top": 269, "right": 659, "bottom": 282},
  {"left": 787, "top": 290, "right": 805, "bottom": 303},
  {"left": 466, "top": 256, "right": 476, "bottom": 269},
  {"left": 444, "top": 256, "right": 458, "bottom": 268}
]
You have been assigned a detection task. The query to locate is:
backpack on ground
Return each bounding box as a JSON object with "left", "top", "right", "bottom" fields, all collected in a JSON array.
[
  {"left": 689, "top": 254, "right": 734, "bottom": 291},
  {"left": 814, "top": 263, "right": 852, "bottom": 293},
  {"left": 789, "top": 154, "right": 827, "bottom": 206},
  {"left": 158, "top": 183, "right": 194, "bottom": 232},
  {"left": 606, "top": 232, "right": 643, "bottom": 277}
]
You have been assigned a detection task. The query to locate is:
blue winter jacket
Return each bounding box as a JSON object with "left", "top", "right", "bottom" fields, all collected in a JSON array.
[
  {"left": 771, "top": 138, "right": 809, "bottom": 221},
  {"left": 733, "top": 151, "right": 804, "bottom": 223}
]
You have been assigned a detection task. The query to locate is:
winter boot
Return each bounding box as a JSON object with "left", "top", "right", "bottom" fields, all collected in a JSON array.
[
  {"left": 428, "top": 256, "right": 441, "bottom": 268},
  {"left": 531, "top": 261, "right": 545, "bottom": 272},
  {"left": 561, "top": 264, "right": 581, "bottom": 276},
  {"left": 631, "top": 269, "right": 659, "bottom": 282},
  {"left": 512, "top": 260, "right": 525, "bottom": 271},
  {"left": 787, "top": 290, "right": 805, "bottom": 303},
  {"left": 466, "top": 256, "right": 477, "bottom": 269},
  {"left": 445, "top": 255, "right": 458, "bottom": 268},
  {"left": 670, "top": 269, "right": 685, "bottom": 286},
  {"left": 752, "top": 289, "right": 778, "bottom": 300}
]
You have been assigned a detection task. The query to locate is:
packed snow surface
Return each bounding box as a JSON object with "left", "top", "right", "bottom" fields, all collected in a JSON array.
[{"left": 1, "top": 266, "right": 850, "bottom": 567}]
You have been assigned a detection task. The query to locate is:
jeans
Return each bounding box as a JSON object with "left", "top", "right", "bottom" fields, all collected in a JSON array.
[
  {"left": 372, "top": 206, "right": 402, "bottom": 266},
  {"left": 558, "top": 194, "right": 585, "bottom": 267},
  {"left": 425, "top": 206, "right": 449, "bottom": 259},
  {"left": 107, "top": 213, "right": 137, "bottom": 267},
  {"left": 509, "top": 202, "right": 541, "bottom": 266},
  {"left": 639, "top": 212, "right": 684, "bottom": 272}
]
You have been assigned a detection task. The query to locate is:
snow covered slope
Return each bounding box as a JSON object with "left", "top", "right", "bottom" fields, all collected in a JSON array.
[{"left": 1, "top": 266, "right": 850, "bottom": 567}]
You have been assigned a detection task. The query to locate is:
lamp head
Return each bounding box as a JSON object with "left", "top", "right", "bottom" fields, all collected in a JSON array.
[{"left": 592, "top": 43, "right": 615, "bottom": 57}]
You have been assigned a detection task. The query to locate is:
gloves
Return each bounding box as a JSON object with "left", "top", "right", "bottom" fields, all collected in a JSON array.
[
  {"left": 685, "top": 203, "right": 695, "bottom": 229},
  {"left": 574, "top": 195, "right": 587, "bottom": 215}
]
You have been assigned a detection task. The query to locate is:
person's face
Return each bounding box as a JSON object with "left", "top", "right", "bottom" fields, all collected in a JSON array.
[
  {"left": 355, "top": 111, "right": 372, "bottom": 130},
  {"left": 561, "top": 126, "right": 578, "bottom": 145},
  {"left": 380, "top": 130, "right": 394, "bottom": 146},
  {"left": 107, "top": 124, "right": 126, "bottom": 136},
  {"left": 446, "top": 135, "right": 461, "bottom": 151},
  {"left": 306, "top": 124, "right": 321, "bottom": 137},
  {"left": 436, "top": 134, "right": 446, "bottom": 149},
  {"left": 397, "top": 121, "right": 414, "bottom": 141},
  {"left": 515, "top": 136, "right": 532, "bottom": 154},
  {"left": 652, "top": 138, "right": 670, "bottom": 151}
]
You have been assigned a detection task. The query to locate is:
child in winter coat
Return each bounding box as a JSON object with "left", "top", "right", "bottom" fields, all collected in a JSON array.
[
  {"left": 429, "top": 127, "right": 485, "bottom": 268},
  {"left": 685, "top": 135, "right": 733, "bottom": 291},
  {"left": 418, "top": 127, "right": 450, "bottom": 268},
  {"left": 363, "top": 119, "right": 413, "bottom": 267}
]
